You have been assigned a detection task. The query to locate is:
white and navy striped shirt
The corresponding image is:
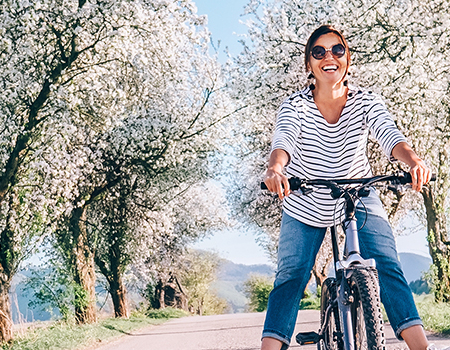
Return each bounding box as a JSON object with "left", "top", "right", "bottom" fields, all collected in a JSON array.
[{"left": 272, "top": 85, "right": 407, "bottom": 227}]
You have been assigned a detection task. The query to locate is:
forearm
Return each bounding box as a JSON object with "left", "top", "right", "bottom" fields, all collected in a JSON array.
[
  {"left": 391, "top": 142, "right": 431, "bottom": 191},
  {"left": 267, "top": 149, "right": 290, "bottom": 172},
  {"left": 391, "top": 142, "right": 422, "bottom": 168},
  {"left": 264, "top": 149, "right": 290, "bottom": 198}
]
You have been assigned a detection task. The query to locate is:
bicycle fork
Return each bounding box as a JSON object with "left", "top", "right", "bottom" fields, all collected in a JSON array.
[{"left": 336, "top": 218, "right": 376, "bottom": 350}]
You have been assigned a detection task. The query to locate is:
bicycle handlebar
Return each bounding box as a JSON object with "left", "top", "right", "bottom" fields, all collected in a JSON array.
[{"left": 260, "top": 172, "right": 437, "bottom": 191}]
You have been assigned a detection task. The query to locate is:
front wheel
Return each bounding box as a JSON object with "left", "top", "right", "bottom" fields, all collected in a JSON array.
[
  {"left": 349, "top": 268, "right": 385, "bottom": 349},
  {"left": 319, "top": 278, "right": 343, "bottom": 350}
]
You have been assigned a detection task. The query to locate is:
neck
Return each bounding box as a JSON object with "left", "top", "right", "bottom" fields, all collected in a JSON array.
[{"left": 313, "top": 81, "right": 347, "bottom": 101}]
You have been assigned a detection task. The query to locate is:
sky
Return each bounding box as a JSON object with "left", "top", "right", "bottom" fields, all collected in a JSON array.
[
  {"left": 194, "top": 0, "right": 249, "bottom": 61},
  {"left": 191, "top": 0, "right": 273, "bottom": 266},
  {"left": 190, "top": 0, "right": 432, "bottom": 266}
]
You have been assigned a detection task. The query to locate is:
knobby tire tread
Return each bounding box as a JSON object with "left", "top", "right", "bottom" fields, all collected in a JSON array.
[
  {"left": 320, "top": 278, "right": 343, "bottom": 350},
  {"left": 350, "top": 268, "right": 385, "bottom": 350}
]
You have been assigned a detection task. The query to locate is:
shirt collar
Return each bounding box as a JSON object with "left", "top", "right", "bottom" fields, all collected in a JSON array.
[{"left": 302, "top": 84, "right": 359, "bottom": 100}]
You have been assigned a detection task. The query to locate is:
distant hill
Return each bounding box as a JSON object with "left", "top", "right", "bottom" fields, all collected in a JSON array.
[
  {"left": 212, "top": 253, "right": 432, "bottom": 312},
  {"left": 398, "top": 252, "right": 432, "bottom": 283},
  {"left": 217, "top": 260, "right": 275, "bottom": 281},
  {"left": 212, "top": 260, "right": 275, "bottom": 313},
  {"left": 9, "top": 252, "right": 431, "bottom": 322}
]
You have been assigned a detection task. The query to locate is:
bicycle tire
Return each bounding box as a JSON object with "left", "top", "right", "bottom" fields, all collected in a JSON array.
[
  {"left": 319, "top": 278, "right": 343, "bottom": 350},
  {"left": 349, "top": 268, "right": 385, "bottom": 349}
]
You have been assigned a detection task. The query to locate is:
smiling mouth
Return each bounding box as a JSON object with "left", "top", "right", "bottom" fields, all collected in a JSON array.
[{"left": 322, "top": 65, "right": 338, "bottom": 72}]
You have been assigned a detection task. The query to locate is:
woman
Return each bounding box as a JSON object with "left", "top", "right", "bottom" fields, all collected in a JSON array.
[{"left": 262, "top": 25, "right": 437, "bottom": 350}]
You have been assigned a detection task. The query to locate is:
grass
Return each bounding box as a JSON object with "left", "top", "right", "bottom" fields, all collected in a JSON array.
[
  {"left": 1, "top": 308, "right": 188, "bottom": 350},
  {"left": 415, "top": 294, "right": 450, "bottom": 336},
  {"left": 375, "top": 293, "right": 450, "bottom": 336}
]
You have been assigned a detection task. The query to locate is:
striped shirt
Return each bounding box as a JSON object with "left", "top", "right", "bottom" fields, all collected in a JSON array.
[{"left": 272, "top": 85, "right": 407, "bottom": 227}]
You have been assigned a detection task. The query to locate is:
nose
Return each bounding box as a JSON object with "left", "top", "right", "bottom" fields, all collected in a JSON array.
[{"left": 323, "top": 50, "right": 334, "bottom": 59}]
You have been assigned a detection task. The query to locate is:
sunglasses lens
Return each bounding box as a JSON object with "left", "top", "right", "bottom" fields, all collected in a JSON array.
[
  {"left": 332, "top": 44, "right": 345, "bottom": 57},
  {"left": 311, "top": 44, "right": 346, "bottom": 60},
  {"left": 311, "top": 46, "right": 326, "bottom": 60}
]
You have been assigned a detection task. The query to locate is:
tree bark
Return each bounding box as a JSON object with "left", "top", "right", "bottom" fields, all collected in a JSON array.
[
  {"left": 72, "top": 207, "right": 97, "bottom": 323},
  {"left": 422, "top": 184, "right": 450, "bottom": 302},
  {"left": 95, "top": 250, "right": 129, "bottom": 318},
  {"left": 0, "top": 194, "right": 21, "bottom": 342},
  {"left": 158, "top": 282, "right": 166, "bottom": 309},
  {"left": 0, "top": 281, "right": 12, "bottom": 343},
  {"left": 57, "top": 206, "right": 97, "bottom": 323},
  {"left": 110, "top": 278, "right": 129, "bottom": 318}
]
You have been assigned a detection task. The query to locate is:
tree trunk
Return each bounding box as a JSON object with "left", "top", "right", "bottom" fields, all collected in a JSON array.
[
  {"left": 158, "top": 283, "right": 166, "bottom": 309},
  {"left": 0, "top": 281, "right": 12, "bottom": 343},
  {"left": 0, "top": 195, "right": 21, "bottom": 342},
  {"left": 69, "top": 207, "right": 97, "bottom": 323},
  {"left": 422, "top": 184, "right": 450, "bottom": 302},
  {"left": 110, "top": 277, "right": 129, "bottom": 318},
  {"left": 95, "top": 249, "right": 129, "bottom": 318}
]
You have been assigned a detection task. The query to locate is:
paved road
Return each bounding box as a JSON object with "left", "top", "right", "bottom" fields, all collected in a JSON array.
[{"left": 91, "top": 311, "right": 450, "bottom": 350}]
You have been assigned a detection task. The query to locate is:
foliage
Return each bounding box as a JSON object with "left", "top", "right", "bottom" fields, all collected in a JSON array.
[
  {"left": 136, "top": 183, "right": 230, "bottom": 313},
  {"left": 228, "top": 0, "right": 450, "bottom": 300},
  {"left": 299, "top": 288, "right": 321, "bottom": 310},
  {"left": 409, "top": 279, "right": 432, "bottom": 295},
  {"left": 23, "top": 263, "right": 77, "bottom": 322},
  {"left": 146, "top": 307, "right": 188, "bottom": 320},
  {"left": 179, "top": 250, "right": 228, "bottom": 315},
  {"left": 0, "top": 0, "right": 234, "bottom": 331},
  {"left": 243, "top": 274, "right": 273, "bottom": 312}
]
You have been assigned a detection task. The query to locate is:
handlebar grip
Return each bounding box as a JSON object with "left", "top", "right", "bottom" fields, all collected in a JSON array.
[
  {"left": 261, "top": 178, "right": 302, "bottom": 191},
  {"left": 399, "top": 172, "right": 437, "bottom": 184}
]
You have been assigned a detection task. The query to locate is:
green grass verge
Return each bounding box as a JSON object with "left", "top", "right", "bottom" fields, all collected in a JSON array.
[
  {"left": 1, "top": 308, "right": 188, "bottom": 350},
  {"left": 379, "top": 294, "right": 450, "bottom": 336},
  {"left": 415, "top": 294, "right": 450, "bottom": 336}
]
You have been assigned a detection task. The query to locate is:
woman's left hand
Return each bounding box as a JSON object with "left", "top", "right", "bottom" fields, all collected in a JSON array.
[
  {"left": 409, "top": 159, "right": 432, "bottom": 192},
  {"left": 391, "top": 142, "right": 432, "bottom": 192}
]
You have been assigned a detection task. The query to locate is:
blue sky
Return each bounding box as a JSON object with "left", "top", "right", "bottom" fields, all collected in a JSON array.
[
  {"left": 191, "top": 0, "right": 431, "bottom": 265},
  {"left": 192, "top": 0, "right": 273, "bottom": 265},
  {"left": 194, "top": 0, "right": 249, "bottom": 61}
]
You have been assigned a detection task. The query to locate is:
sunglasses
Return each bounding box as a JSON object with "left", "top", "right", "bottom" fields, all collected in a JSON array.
[{"left": 311, "top": 44, "right": 346, "bottom": 60}]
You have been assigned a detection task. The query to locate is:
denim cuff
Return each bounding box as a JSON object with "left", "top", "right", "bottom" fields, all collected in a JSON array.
[
  {"left": 262, "top": 331, "right": 290, "bottom": 349},
  {"left": 395, "top": 317, "right": 423, "bottom": 340}
]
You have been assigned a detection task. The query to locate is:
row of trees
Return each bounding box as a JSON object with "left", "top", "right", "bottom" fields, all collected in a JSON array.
[
  {"left": 2, "top": 0, "right": 450, "bottom": 344},
  {"left": 228, "top": 0, "right": 450, "bottom": 300},
  {"left": 0, "top": 0, "right": 235, "bottom": 342}
]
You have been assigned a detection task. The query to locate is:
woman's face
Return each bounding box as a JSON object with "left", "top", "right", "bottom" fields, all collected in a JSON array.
[{"left": 307, "top": 33, "right": 348, "bottom": 87}]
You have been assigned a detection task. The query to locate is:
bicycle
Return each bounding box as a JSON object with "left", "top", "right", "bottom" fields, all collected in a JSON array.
[{"left": 261, "top": 171, "right": 436, "bottom": 350}]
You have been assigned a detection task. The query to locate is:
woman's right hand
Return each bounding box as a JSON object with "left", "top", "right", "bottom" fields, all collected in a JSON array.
[
  {"left": 264, "top": 168, "right": 290, "bottom": 199},
  {"left": 264, "top": 149, "right": 291, "bottom": 199}
]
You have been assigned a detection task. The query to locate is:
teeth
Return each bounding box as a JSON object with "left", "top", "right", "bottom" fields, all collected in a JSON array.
[{"left": 322, "top": 65, "right": 338, "bottom": 71}]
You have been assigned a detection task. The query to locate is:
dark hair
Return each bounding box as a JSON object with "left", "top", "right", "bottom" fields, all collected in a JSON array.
[{"left": 304, "top": 25, "right": 351, "bottom": 75}]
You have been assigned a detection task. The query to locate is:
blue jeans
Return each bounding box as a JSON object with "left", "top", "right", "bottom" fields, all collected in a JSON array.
[{"left": 262, "top": 188, "right": 422, "bottom": 348}]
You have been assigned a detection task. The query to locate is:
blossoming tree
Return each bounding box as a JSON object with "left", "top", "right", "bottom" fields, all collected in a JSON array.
[
  {"left": 229, "top": 0, "right": 450, "bottom": 299},
  {"left": 0, "top": 0, "right": 232, "bottom": 339}
]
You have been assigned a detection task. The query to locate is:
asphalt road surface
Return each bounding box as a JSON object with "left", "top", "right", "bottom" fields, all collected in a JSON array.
[{"left": 91, "top": 311, "right": 450, "bottom": 350}]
